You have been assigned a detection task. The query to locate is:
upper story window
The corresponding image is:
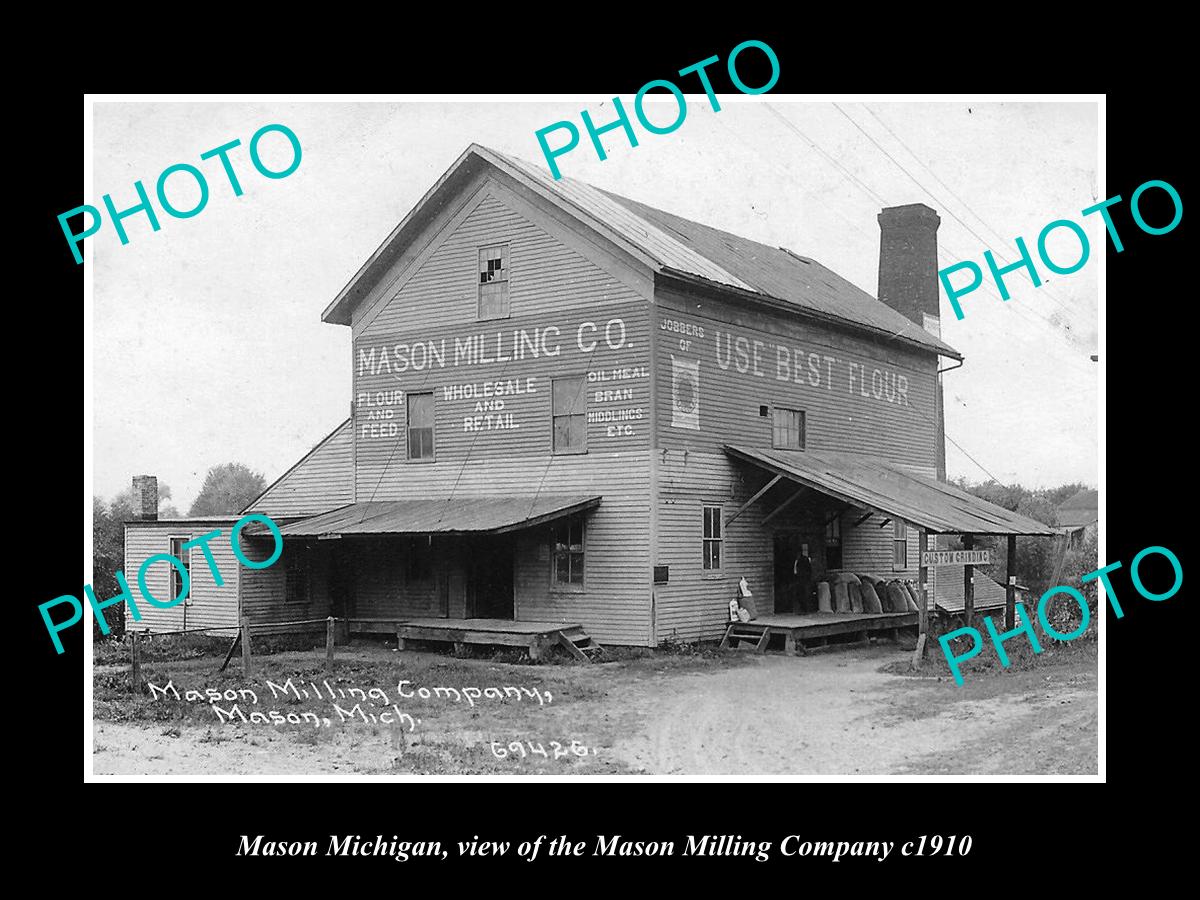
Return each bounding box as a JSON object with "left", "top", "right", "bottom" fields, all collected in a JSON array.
[
  {"left": 407, "top": 392, "right": 435, "bottom": 461},
  {"left": 478, "top": 244, "right": 509, "bottom": 320},
  {"left": 552, "top": 376, "right": 587, "bottom": 454},
  {"left": 772, "top": 407, "right": 805, "bottom": 449}
]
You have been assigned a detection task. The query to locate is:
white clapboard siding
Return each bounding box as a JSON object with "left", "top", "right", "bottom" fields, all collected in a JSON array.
[
  {"left": 344, "top": 183, "right": 654, "bottom": 646},
  {"left": 245, "top": 419, "right": 353, "bottom": 518},
  {"left": 649, "top": 289, "right": 940, "bottom": 641},
  {"left": 123, "top": 520, "right": 242, "bottom": 634}
]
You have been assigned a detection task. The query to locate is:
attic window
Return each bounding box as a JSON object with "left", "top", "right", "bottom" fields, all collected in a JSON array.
[{"left": 478, "top": 244, "right": 509, "bottom": 320}]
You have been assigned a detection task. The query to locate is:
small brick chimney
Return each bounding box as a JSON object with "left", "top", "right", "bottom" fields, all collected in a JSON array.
[
  {"left": 877, "top": 203, "right": 946, "bottom": 480},
  {"left": 131, "top": 475, "right": 159, "bottom": 521}
]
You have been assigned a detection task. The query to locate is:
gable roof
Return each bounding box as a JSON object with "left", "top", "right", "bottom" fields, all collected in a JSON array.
[
  {"left": 241, "top": 418, "right": 353, "bottom": 517},
  {"left": 1057, "top": 488, "right": 1098, "bottom": 529},
  {"left": 323, "top": 144, "right": 961, "bottom": 360}
]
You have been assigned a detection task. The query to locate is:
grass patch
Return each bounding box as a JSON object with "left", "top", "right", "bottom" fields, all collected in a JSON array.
[
  {"left": 93, "top": 639, "right": 755, "bottom": 774},
  {"left": 879, "top": 632, "right": 1097, "bottom": 683},
  {"left": 94, "top": 630, "right": 329, "bottom": 667}
]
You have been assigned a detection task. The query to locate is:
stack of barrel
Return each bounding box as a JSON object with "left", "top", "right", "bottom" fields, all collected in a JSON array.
[{"left": 814, "top": 573, "right": 920, "bottom": 615}]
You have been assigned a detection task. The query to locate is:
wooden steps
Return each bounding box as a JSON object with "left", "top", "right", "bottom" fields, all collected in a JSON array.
[
  {"left": 719, "top": 623, "right": 771, "bottom": 652},
  {"left": 719, "top": 612, "right": 919, "bottom": 657},
  {"left": 557, "top": 626, "right": 606, "bottom": 663}
]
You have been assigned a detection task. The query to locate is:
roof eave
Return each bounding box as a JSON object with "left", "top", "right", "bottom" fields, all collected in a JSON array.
[
  {"left": 321, "top": 144, "right": 493, "bottom": 326},
  {"left": 657, "top": 269, "right": 964, "bottom": 362}
]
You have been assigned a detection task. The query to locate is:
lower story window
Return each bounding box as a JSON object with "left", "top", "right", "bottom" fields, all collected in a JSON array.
[
  {"left": 408, "top": 536, "right": 433, "bottom": 582},
  {"left": 825, "top": 514, "right": 842, "bottom": 569},
  {"left": 893, "top": 520, "right": 908, "bottom": 570},
  {"left": 286, "top": 545, "right": 310, "bottom": 604},
  {"left": 703, "top": 506, "right": 722, "bottom": 570},
  {"left": 169, "top": 537, "right": 190, "bottom": 602},
  {"left": 552, "top": 514, "right": 585, "bottom": 587}
]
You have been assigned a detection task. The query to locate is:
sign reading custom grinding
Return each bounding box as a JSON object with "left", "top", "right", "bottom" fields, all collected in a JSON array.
[{"left": 921, "top": 549, "right": 993, "bottom": 566}]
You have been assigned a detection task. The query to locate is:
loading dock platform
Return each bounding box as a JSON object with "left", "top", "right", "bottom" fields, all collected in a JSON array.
[{"left": 720, "top": 611, "right": 918, "bottom": 655}]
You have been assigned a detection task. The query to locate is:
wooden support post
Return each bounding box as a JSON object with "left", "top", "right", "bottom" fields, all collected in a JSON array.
[
  {"left": 325, "top": 616, "right": 335, "bottom": 671},
  {"left": 219, "top": 630, "right": 241, "bottom": 673},
  {"left": 453, "top": 641, "right": 467, "bottom": 656},
  {"left": 240, "top": 615, "right": 253, "bottom": 676},
  {"left": 963, "top": 534, "right": 975, "bottom": 627},
  {"left": 1006, "top": 534, "right": 1017, "bottom": 630},
  {"left": 784, "top": 631, "right": 796, "bottom": 657},
  {"left": 130, "top": 631, "right": 141, "bottom": 694},
  {"left": 395, "top": 626, "right": 406, "bottom": 652},
  {"left": 912, "top": 529, "right": 929, "bottom": 669}
]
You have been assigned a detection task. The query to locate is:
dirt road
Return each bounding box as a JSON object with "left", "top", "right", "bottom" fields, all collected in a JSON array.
[
  {"left": 613, "top": 646, "right": 1096, "bottom": 775},
  {"left": 92, "top": 643, "right": 1096, "bottom": 776}
]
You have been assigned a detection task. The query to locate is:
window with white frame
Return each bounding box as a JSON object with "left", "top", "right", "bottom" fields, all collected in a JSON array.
[
  {"left": 478, "top": 244, "right": 510, "bottom": 320},
  {"left": 169, "top": 537, "right": 190, "bottom": 603},
  {"left": 893, "top": 519, "right": 908, "bottom": 570},
  {"left": 772, "top": 407, "right": 805, "bottom": 449},
  {"left": 407, "top": 392, "right": 435, "bottom": 460},
  {"left": 551, "top": 376, "right": 587, "bottom": 454},
  {"left": 703, "top": 506, "right": 723, "bottom": 570},
  {"left": 551, "top": 514, "right": 585, "bottom": 588}
]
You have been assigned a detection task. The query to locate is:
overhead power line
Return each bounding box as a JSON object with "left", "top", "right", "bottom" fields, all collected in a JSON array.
[
  {"left": 835, "top": 102, "right": 1083, "bottom": 323},
  {"left": 762, "top": 103, "right": 1095, "bottom": 370}
]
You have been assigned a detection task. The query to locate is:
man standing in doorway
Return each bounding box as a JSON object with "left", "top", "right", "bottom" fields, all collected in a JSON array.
[{"left": 794, "top": 544, "right": 813, "bottom": 614}]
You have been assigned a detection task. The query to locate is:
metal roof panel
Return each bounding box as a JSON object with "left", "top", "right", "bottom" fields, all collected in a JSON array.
[
  {"left": 725, "top": 445, "right": 1056, "bottom": 536},
  {"left": 263, "top": 494, "right": 602, "bottom": 537}
]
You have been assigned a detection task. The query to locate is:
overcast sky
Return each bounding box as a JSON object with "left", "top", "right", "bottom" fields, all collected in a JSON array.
[{"left": 89, "top": 99, "right": 1098, "bottom": 510}]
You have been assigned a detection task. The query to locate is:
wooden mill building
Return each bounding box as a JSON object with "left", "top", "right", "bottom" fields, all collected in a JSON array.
[{"left": 124, "top": 144, "right": 1052, "bottom": 655}]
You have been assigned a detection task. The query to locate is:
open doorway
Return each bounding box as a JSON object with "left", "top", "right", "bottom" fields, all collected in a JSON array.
[
  {"left": 468, "top": 535, "right": 514, "bottom": 619},
  {"left": 773, "top": 532, "right": 814, "bottom": 614}
]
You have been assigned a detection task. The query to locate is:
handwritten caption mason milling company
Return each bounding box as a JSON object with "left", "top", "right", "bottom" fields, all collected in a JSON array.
[{"left": 147, "top": 675, "right": 554, "bottom": 729}]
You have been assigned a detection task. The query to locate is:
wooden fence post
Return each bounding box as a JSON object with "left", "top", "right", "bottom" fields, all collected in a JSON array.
[
  {"left": 240, "top": 615, "right": 253, "bottom": 676},
  {"left": 963, "top": 534, "right": 975, "bottom": 628},
  {"left": 1006, "top": 535, "right": 1017, "bottom": 630},
  {"left": 130, "top": 631, "right": 141, "bottom": 694},
  {"left": 326, "top": 616, "right": 335, "bottom": 671},
  {"left": 912, "top": 529, "right": 928, "bottom": 669}
]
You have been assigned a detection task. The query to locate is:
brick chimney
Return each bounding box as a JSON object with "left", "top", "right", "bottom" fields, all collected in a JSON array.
[
  {"left": 131, "top": 475, "right": 159, "bottom": 521},
  {"left": 877, "top": 203, "right": 946, "bottom": 480}
]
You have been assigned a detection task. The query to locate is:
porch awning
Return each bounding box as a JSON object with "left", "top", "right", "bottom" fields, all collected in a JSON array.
[
  {"left": 255, "top": 494, "right": 601, "bottom": 538},
  {"left": 725, "top": 445, "right": 1056, "bottom": 536}
]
